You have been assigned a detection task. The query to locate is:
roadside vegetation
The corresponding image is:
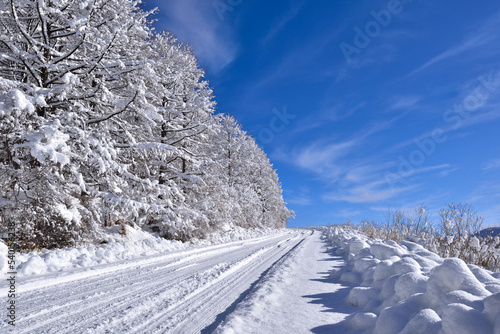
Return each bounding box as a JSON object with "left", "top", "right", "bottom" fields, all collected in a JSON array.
[{"left": 335, "top": 203, "right": 500, "bottom": 271}]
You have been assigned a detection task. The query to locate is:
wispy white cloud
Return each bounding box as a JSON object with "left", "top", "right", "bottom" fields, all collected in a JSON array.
[
  {"left": 287, "top": 102, "right": 364, "bottom": 135},
  {"left": 466, "top": 180, "right": 500, "bottom": 203},
  {"left": 275, "top": 118, "right": 428, "bottom": 204},
  {"left": 283, "top": 122, "right": 457, "bottom": 204},
  {"left": 248, "top": 25, "right": 343, "bottom": 92},
  {"left": 466, "top": 181, "right": 500, "bottom": 226},
  {"left": 284, "top": 186, "right": 313, "bottom": 206},
  {"left": 323, "top": 180, "right": 415, "bottom": 204},
  {"left": 292, "top": 138, "right": 358, "bottom": 179},
  {"left": 335, "top": 163, "right": 453, "bottom": 206},
  {"left": 329, "top": 208, "right": 362, "bottom": 219},
  {"left": 288, "top": 116, "right": 399, "bottom": 177},
  {"left": 438, "top": 167, "right": 458, "bottom": 178},
  {"left": 481, "top": 204, "right": 500, "bottom": 227},
  {"left": 409, "top": 12, "right": 500, "bottom": 76},
  {"left": 286, "top": 195, "right": 312, "bottom": 206},
  {"left": 386, "top": 164, "right": 456, "bottom": 186},
  {"left": 410, "top": 35, "right": 492, "bottom": 76},
  {"left": 261, "top": 3, "right": 303, "bottom": 45},
  {"left": 153, "top": 0, "right": 238, "bottom": 73},
  {"left": 388, "top": 95, "right": 420, "bottom": 111},
  {"left": 388, "top": 72, "right": 500, "bottom": 152},
  {"left": 483, "top": 158, "right": 500, "bottom": 171},
  {"left": 336, "top": 43, "right": 398, "bottom": 82}
]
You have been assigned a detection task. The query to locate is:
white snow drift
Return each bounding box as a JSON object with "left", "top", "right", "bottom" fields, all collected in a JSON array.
[{"left": 324, "top": 227, "right": 500, "bottom": 334}]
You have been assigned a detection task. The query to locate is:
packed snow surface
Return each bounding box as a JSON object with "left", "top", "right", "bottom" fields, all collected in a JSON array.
[
  {"left": 1, "top": 229, "right": 313, "bottom": 333},
  {"left": 1, "top": 227, "right": 499, "bottom": 333},
  {"left": 214, "top": 230, "right": 351, "bottom": 333}
]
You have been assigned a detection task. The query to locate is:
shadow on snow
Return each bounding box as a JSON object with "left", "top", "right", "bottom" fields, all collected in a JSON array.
[{"left": 305, "top": 240, "right": 358, "bottom": 334}]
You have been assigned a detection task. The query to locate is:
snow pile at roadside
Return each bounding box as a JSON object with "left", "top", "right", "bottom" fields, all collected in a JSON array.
[
  {"left": 0, "top": 225, "right": 288, "bottom": 277},
  {"left": 0, "top": 225, "right": 183, "bottom": 277},
  {"left": 324, "top": 227, "right": 500, "bottom": 334},
  {"left": 200, "top": 226, "right": 286, "bottom": 244}
]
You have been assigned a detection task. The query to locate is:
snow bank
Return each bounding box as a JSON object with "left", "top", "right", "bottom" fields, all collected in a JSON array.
[
  {"left": 324, "top": 227, "right": 500, "bottom": 334},
  {"left": 5, "top": 226, "right": 183, "bottom": 277},
  {"left": 200, "top": 226, "right": 286, "bottom": 245},
  {"left": 1, "top": 225, "right": 287, "bottom": 277}
]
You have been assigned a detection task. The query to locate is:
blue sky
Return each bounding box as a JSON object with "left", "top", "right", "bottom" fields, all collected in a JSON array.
[{"left": 142, "top": 0, "right": 500, "bottom": 228}]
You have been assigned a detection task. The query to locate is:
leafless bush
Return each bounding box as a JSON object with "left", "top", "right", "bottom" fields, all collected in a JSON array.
[{"left": 333, "top": 204, "right": 499, "bottom": 272}]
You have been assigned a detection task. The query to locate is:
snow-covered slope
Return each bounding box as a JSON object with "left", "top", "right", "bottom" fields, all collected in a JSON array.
[{"left": 479, "top": 227, "right": 500, "bottom": 238}]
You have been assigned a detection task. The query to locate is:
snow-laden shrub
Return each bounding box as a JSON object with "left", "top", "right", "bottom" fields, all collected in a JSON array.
[{"left": 337, "top": 204, "right": 500, "bottom": 272}]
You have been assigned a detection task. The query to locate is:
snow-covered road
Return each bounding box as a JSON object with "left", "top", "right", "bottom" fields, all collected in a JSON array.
[
  {"left": 3, "top": 228, "right": 500, "bottom": 333},
  {"left": 214, "top": 230, "right": 350, "bottom": 334},
  {"left": 3, "top": 230, "right": 348, "bottom": 333}
]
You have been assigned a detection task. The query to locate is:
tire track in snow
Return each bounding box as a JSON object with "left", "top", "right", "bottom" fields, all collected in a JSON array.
[
  {"left": 131, "top": 233, "right": 306, "bottom": 334},
  {"left": 199, "top": 236, "right": 306, "bottom": 334},
  {"left": 19, "top": 244, "right": 279, "bottom": 333},
  {"left": 20, "top": 242, "right": 244, "bottom": 318},
  {"left": 9, "top": 231, "right": 304, "bottom": 334}
]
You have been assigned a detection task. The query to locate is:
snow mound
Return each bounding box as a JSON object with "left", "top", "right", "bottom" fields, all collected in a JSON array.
[
  {"left": 324, "top": 227, "right": 500, "bottom": 334},
  {"left": 7, "top": 225, "right": 183, "bottom": 277}
]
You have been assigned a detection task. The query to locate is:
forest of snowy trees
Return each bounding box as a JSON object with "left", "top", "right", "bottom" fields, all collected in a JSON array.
[{"left": 0, "top": 0, "right": 293, "bottom": 249}]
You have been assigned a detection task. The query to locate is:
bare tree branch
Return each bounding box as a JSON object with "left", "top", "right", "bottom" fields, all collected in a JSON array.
[{"left": 86, "top": 90, "right": 138, "bottom": 125}]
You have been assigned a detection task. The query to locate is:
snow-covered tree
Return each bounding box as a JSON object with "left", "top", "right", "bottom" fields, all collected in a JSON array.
[
  {"left": 0, "top": 0, "right": 292, "bottom": 248},
  {"left": 207, "top": 114, "right": 294, "bottom": 230},
  {"left": 0, "top": 0, "right": 155, "bottom": 247}
]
